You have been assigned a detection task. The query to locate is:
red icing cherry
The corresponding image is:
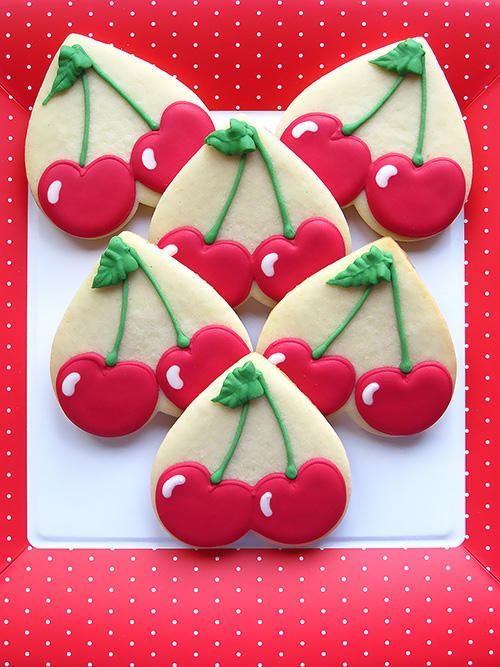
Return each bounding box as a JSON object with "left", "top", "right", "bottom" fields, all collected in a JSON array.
[
  {"left": 264, "top": 338, "right": 355, "bottom": 415},
  {"left": 157, "top": 227, "right": 253, "bottom": 307},
  {"left": 252, "top": 217, "right": 346, "bottom": 303},
  {"left": 252, "top": 458, "right": 347, "bottom": 544},
  {"left": 156, "top": 325, "right": 249, "bottom": 410},
  {"left": 355, "top": 361, "right": 454, "bottom": 436},
  {"left": 38, "top": 156, "right": 136, "bottom": 238},
  {"left": 55, "top": 352, "right": 158, "bottom": 437},
  {"left": 365, "top": 153, "right": 466, "bottom": 238},
  {"left": 155, "top": 462, "right": 253, "bottom": 547},
  {"left": 280, "top": 113, "right": 372, "bottom": 206},
  {"left": 130, "top": 101, "right": 214, "bottom": 193}
]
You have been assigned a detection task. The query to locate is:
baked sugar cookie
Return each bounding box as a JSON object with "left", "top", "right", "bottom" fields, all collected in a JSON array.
[
  {"left": 149, "top": 118, "right": 350, "bottom": 306},
  {"left": 151, "top": 354, "right": 351, "bottom": 547},
  {"left": 257, "top": 238, "right": 456, "bottom": 436},
  {"left": 26, "top": 35, "right": 214, "bottom": 238},
  {"left": 51, "top": 232, "right": 251, "bottom": 437},
  {"left": 278, "top": 38, "right": 472, "bottom": 240}
]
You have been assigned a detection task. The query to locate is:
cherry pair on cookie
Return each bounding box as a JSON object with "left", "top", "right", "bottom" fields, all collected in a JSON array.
[
  {"left": 152, "top": 118, "right": 349, "bottom": 306},
  {"left": 153, "top": 359, "right": 350, "bottom": 547},
  {"left": 36, "top": 43, "right": 213, "bottom": 238},
  {"left": 55, "top": 236, "right": 249, "bottom": 437},
  {"left": 261, "top": 243, "right": 455, "bottom": 436},
  {"left": 158, "top": 216, "right": 344, "bottom": 307},
  {"left": 156, "top": 458, "right": 347, "bottom": 547},
  {"left": 265, "top": 339, "right": 453, "bottom": 437},
  {"left": 280, "top": 39, "right": 467, "bottom": 238}
]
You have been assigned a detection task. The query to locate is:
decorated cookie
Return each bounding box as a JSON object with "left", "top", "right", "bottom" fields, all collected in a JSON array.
[
  {"left": 26, "top": 35, "right": 214, "bottom": 238},
  {"left": 278, "top": 38, "right": 472, "bottom": 240},
  {"left": 51, "top": 232, "right": 251, "bottom": 437},
  {"left": 151, "top": 354, "right": 351, "bottom": 547},
  {"left": 148, "top": 118, "right": 350, "bottom": 307},
  {"left": 257, "top": 238, "right": 456, "bottom": 436}
]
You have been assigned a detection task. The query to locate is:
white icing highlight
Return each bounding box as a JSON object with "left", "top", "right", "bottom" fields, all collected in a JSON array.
[
  {"left": 47, "top": 180, "right": 62, "bottom": 204},
  {"left": 163, "top": 244, "right": 178, "bottom": 257},
  {"left": 142, "top": 147, "right": 157, "bottom": 171},
  {"left": 61, "top": 372, "right": 81, "bottom": 397},
  {"left": 291, "top": 120, "right": 319, "bottom": 139},
  {"left": 362, "top": 382, "right": 380, "bottom": 406},
  {"left": 375, "top": 164, "right": 398, "bottom": 188},
  {"left": 268, "top": 352, "right": 286, "bottom": 366},
  {"left": 259, "top": 491, "right": 273, "bottom": 518},
  {"left": 162, "top": 474, "right": 186, "bottom": 498},
  {"left": 261, "top": 252, "right": 279, "bottom": 278},
  {"left": 166, "top": 365, "right": 184, "bottom": 390}
]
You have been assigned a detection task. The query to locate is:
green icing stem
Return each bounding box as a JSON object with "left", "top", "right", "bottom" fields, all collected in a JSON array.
[
  {"left": 204, "top": 155, "right": 247, "bottom": 245},
  {"left": 210, "top": 402, "right": 250, "bottom": 484},
  {"left": 130, "top": 249, "right": 190, "bottom": 348},
  {"left": 258, "top": 375, "right": 297, "bottom": 479},
  {"left": 342, "top": 75, "right": 405, "bottom": 136},
  {"left": 253, "top": 132, "right": 295, "bottom": 240},
  {"left": 412, "top": 57, "right": 427, "bottom": 166},
  {"left": 390, "top": 263, "right": 412, "bottom": 374},
  {"left": 312, "top": 286, "right": 373, "bottom": 359},
  {"left": 105, "top": 277, "right": 129, "bottom": 367},
  {"left": 79, "top": 71, "right": 91, "bottom": 167},
  {"left": 91, "top": 60, "right": 159, "bottom": 131}
]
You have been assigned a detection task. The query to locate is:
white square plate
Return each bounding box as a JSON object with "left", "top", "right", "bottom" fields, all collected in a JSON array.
[{"left": 28, "top": 111, "right": 465, "bottom": 548}]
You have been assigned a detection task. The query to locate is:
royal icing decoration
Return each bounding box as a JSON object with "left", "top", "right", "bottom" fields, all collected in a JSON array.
[
  {"left": 129, "top": 101, "right": 214, "bottom": 193},
  {"left": 291, "top": 120, "right": 319, "bottom": 139},
  {"left": 154, "top": 361, "right": 348, "bottom": 546},
  {"left": 281, "top": 112, "right": 371, "bottom": 207},
  {"left": 165, "top": 365, "right": 184, "bottom": 391},
  {"left": 61, "top": 371, "right": 81, "bottom": 397},
  {"left": 355, "top": 363, "right": 454, "bottom": 436},
  {"left": 161, "top": 474, "right": 186, "bottom": 499},
  {"left": 374, "top": 164, "right": 398, "bottom": 188},
  {"left": 365, "top": 154, "right": 465, "bottom": 237}
]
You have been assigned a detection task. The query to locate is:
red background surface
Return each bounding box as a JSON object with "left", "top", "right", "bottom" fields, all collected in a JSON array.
[{"left": 0, "top": 0, "right": 499, "bottom": 664}]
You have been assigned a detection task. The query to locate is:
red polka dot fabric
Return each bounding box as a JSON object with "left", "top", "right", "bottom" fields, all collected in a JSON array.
[{"left": 0, "top": 1, "right": 499, "bottom": 665}]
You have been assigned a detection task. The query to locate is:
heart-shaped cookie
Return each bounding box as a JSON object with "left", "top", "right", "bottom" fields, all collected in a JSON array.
[
  {"left": 26, "top": 34, "right": 213, "bottom": 238},
  {"left": 149, "top": 118, "right": 350, "bottom": 306},
  {"left": 51, "top": 232, "right": 251, "bottom": 437},
  {"left": 278, "top": 37, "right": 472, "bottom": 240},
  {"left": 257, "top": 238, "right": 456, "bottom": 436},
  {"left": 151, "top": 354, "right": 351, "bottom": 547}
]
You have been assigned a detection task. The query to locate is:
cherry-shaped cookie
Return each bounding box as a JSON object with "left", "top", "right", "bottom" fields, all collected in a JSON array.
[
  {"left": 27, "top": 35, "right": 213, "bottom": 237},
  {"left": 150, "top": 118, "right": 350, "bottom": 306},
  {"left": 277, "top": 37, "right": 472, "bottom": 240},
  {"left": 152, "top": 354, "right": 351, "bottom": 547},
  {"left": 51, "top": 233, "right": 251, "bottom": 436},
  {"left": 258, "top": 238, "right": 456, "bottom": 435}
]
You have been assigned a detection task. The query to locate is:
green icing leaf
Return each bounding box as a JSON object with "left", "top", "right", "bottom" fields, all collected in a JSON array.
[
  {"left": 327, "top": 246, "right": 393, "bottom": 288},
  {"left": 92, "top": 237, "right": 139, "bottom": 289},
  {"left": 370, "top": 38, "right": 425, "bottom": 76},
  {"left": 212, "top": 361, "right": 264, "bottom": 408},
  {"left": 205, "top": 118, "right": 257, "bottom": 156},
  {"left": 43, "top": 44, "right": 93, "bottom": 104}
]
